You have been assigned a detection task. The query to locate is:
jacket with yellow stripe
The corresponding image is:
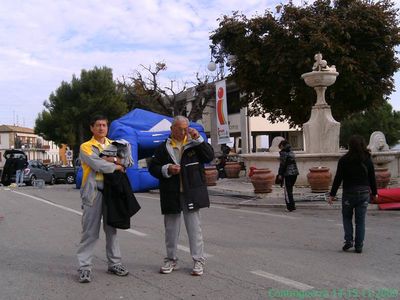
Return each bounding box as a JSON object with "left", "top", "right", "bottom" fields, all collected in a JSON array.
[
  {"left": 79, "top": 136, "right": 117, "bottom": 206},
  {"left": 148, "top": 135, "right": 214, "bottom": 214}
]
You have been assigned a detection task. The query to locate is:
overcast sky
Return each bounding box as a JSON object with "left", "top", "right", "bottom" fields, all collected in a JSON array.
[{"left": 1, "top": 0, "right": 400, "bottom": 128}]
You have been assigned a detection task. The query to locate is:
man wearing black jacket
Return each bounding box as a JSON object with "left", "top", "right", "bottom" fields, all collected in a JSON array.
[{"left": 149, "top": 116, "right": 214, "bottom": 276}]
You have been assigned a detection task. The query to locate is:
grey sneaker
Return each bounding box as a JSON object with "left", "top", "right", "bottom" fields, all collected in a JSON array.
[
  {"left": 78, "top": 269, "right": 92, "bottom": 283},
  {"left": 160, "top": 259, "right": 178, "bottom": 274},
  {"left": 191, "top": 260, "right": 204, "bottom": 276},
  {"left": 107, "top": 264, "right": 129, "bottom": 276}
]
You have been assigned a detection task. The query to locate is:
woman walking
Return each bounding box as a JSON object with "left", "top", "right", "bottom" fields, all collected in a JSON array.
[
  {"left": 329, "top": 135, "right": 377, "bottom": 253},
  {"left": 278, "top": 140, "right": 299, "bottom": 211}
]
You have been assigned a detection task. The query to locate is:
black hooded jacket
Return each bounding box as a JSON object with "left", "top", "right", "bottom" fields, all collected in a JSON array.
[{"left": 149, "top": 137, "right": 214, "bottom": 214}]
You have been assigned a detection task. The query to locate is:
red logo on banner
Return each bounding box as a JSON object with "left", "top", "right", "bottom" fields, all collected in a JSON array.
[{"left": 217, "top": 87, "right": 226, "bottom": 124}]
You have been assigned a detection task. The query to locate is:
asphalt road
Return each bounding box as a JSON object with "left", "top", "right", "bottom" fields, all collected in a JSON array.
[{"left": 0, "top": 184, "right": 399, "bottom": 300}]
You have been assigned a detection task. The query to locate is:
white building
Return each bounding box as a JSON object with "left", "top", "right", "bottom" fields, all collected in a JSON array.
[
  {"left": 185, "top": 85, "right": 303, "bottom": 154},
  {"left": 0, "top": 125, "right": 60, "bottom": 168}
]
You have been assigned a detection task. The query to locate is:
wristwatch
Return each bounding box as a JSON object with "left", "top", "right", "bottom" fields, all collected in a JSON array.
[{"left": 113, "top": 157, "right": 117, "bottom": 164}]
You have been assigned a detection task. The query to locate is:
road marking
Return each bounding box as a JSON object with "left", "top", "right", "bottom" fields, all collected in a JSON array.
[
  {"left": 212, "top": 205, "right": 298, "bottom": 219},
  {"left": 136, "top": 195, "right": 159, "bottom": 200},
  {"left": 13, "top": 190, "right": 83, "bottom": 216},
  {"left": 11, "top": 191, "right": 213, "bottom": 255},
  {"left": 251, "top": 270, "right": 314, "bottom": 290},
  {"left": 125, "top": 228, "right": 148, "bottom": 237},
  {"left": 138, "top": 195, "right": 296, "bottom": 220},
  {"left": 135, "top": 195, "right": 213, "bottom": 256},
  {"left": 12, "top": 190, "right": 148, "bottom": 237}
]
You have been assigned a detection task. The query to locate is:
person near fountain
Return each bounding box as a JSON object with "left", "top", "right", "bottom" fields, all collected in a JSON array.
[
  {"left": 277, "top": 140, "right": 299, "bottom": 211},
  {"left": 328, "top": 135, "right": 377, "bottom": 253}
]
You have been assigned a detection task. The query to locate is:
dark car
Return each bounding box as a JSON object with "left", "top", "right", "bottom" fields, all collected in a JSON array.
[
  {"left": 1, "top": 149, "right": 27, "bottom": 186},
  {"left": 48, "top": 164, "right": 76, "bottom": 184}
]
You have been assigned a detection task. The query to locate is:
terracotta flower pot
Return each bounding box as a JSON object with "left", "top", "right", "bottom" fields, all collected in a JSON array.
[
  {"left": 307, "top": 167, "right": 332, "bottom": 193},
  {"left": 375, "top": 167, "right": 391, "bottom": 189},
  {"left": 250, "top": 168, "right": 274, "bottom": 193},
  {"left": 224, "top": 162, "right": 241, "bottom": 178},
  {"left": 204, "top": 166, "right": 218, "bottom": 186}
]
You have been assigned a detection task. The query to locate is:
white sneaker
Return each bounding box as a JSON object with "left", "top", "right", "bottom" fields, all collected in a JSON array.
[
  {"left": 191, "top": 260, "right": 204, "bottom": 276},
  {"left": 160, "top": 260, "right": 178, "bottom": 274},
  {"left": 78, "top": 269, "right": 92, "bottom": 283}
]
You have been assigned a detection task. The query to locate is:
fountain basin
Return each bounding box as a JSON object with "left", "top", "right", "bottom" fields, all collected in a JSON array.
[
  {"left": 301, "top": 71, "right": 339, "bottom": 87},
  {"left": 241, "top": 150, "right": 400, "bottom": 187}
]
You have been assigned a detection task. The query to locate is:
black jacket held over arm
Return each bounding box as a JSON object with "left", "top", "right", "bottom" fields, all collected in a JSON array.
[
  {"left": 103, "top": 172, "right": 141, "bottom": 229},
  {"left": 148, "top": 138, "right": 214, "bottom": 215}
]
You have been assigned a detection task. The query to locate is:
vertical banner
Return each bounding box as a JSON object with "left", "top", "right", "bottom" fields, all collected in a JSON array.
[{"left": 215, "top": 79, "right": 231, "bottom": 144}]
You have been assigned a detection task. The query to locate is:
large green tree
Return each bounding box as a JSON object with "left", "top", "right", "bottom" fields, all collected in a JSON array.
[
  {"left": 340, "top": 102, "right": 400, "bottom": 147},
  {"left": 35, "top": 66, "right": 127, "bottom": 154},
  {"left": 210, "top": 0, "right": 400, "bottom": 126}
]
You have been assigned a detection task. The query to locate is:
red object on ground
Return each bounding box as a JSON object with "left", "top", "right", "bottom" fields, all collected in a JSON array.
[
  {"left": 376, "top": 188, "right": 400, "bottom": 210},
  {"left": 378, "top": 203, "right": 400, "bottom": 210},
  {"left": 248, "top": 166, "right": 257, "bottom": 177}
]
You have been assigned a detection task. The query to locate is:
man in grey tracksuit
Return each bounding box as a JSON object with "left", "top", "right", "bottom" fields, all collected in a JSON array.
[{"left": 76, "top": 115, "right": 128, "bottom": 283}]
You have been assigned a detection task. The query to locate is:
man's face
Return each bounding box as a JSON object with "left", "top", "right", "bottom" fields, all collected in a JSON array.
[
  {"left": 171, "top": 120, "right": 188, "bottom": 142},
  {"left": 90, "top": 119, "right": 108, "bottom": 140}
]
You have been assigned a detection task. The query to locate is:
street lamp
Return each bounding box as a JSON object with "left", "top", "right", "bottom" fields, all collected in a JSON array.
[
  {"left": 206, "top": 45, "right": 250, "bottom": 154},
  {"left": 207, "top": 45, "right": 236, "bottom": 80}
]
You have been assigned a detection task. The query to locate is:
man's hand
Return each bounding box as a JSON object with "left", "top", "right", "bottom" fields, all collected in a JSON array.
[
  {"left": 115, "top": 164, "right": 125, "bottom": 172},
  {"left": 102, "top": 156, "right": 120, "bottom": 164},
  {"left": 168, "top": 164, "right": 181, "bottom": 175},
  {"left": 188, "top": 127, "right": 199, "bottom": 140},
  {"left": 328, "top": 195, "right": 336, "bottom": 205}
]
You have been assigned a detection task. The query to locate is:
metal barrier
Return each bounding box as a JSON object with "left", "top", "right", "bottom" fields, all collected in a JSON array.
[
  {"left": 296, "top": 192, "right": 341, "bottom": 202},
  {"left": 33, "top": 179, "right": 45, "bottom": 188}
]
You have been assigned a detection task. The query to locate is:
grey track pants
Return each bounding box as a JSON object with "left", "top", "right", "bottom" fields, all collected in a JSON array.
[
  {"left": 164, "top": 194, "right": 205, "bottom": 263},
  {"left": 76, "top": 191, "right": 122, "bottom": 270}
]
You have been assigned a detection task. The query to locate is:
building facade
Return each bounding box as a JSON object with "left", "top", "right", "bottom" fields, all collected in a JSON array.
[
  {"left": 0, "top": 125, "right": 60, "bottom": 168},
  {"left": 184, "top": 83, "right": 303, "bottom": 154}
]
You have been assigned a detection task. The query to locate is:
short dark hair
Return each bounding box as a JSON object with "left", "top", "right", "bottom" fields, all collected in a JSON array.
[{"left": 90, "top": 114, "right": 108, "bottom": 126}]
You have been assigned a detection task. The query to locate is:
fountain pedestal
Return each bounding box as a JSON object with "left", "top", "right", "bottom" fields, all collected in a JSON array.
[{"left": 303, "top": 102, "right": 340, "bottom": 153}]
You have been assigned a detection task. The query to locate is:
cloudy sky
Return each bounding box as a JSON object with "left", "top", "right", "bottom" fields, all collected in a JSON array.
[{"left": 1, "top": 0, "right": 400, "bottom": 128}]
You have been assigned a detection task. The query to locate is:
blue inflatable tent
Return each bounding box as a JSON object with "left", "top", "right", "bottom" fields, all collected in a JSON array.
[{"left": 107, "top": 109, "right": 207, "bottom": 192}]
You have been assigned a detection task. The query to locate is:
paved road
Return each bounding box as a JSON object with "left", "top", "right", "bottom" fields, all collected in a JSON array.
[{"left": 0, "top": 185, "right": 399, "bottom": 300}]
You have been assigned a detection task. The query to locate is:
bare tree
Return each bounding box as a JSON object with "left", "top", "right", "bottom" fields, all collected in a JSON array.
[{"left": 118, "top": 62, "right": 215, "bottom": 122}]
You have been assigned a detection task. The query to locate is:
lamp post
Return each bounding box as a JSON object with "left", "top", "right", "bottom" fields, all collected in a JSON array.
[
  {"left": 207, "top": 45, "right": 236, "bottom": 80},
  {"left": 207, "top": 45, "right": 250, "bottom": 154},
  {"left": 206, "top": 45, "right": 233, "bottom": 157}
]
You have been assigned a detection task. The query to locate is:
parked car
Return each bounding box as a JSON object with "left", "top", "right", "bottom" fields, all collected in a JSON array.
[
  {"left": 0, "top": 149, "right": 28, "bottom": 186},
  {"left": 23, "top": 160, "right": 56, "bottom": 186},
  {"left": 48, "top": 165, "right": 76, "bottom": 184}
]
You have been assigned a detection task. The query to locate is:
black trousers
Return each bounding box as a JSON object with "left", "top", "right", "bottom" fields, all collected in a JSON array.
[{"left": 284, "top": 175, "right": 298, "bottom": 210}]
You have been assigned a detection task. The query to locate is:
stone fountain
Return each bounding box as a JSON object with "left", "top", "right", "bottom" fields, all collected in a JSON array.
[
  {"left": 241, "top": 54, "right": 400, "bottom": 186},
  {"left": 302, "top": 53, "right": 340, "bottom": 154}
]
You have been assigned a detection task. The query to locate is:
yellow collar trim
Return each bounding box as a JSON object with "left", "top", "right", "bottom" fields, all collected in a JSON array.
[
  {"left": 90, "top": 136, "right": 112, "bottom": 149},
  {"left": 170, "top": 136, "right": 188, "bottom": 147}
]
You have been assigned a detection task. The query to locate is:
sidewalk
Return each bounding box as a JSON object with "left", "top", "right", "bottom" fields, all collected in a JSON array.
[{"left": 207, "top": 176, "right": 380, "bottom": 210}]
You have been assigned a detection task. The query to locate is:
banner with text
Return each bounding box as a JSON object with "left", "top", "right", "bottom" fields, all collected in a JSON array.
[{"left": 215, "top": 79, "right": 231, "bottom": 144}]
